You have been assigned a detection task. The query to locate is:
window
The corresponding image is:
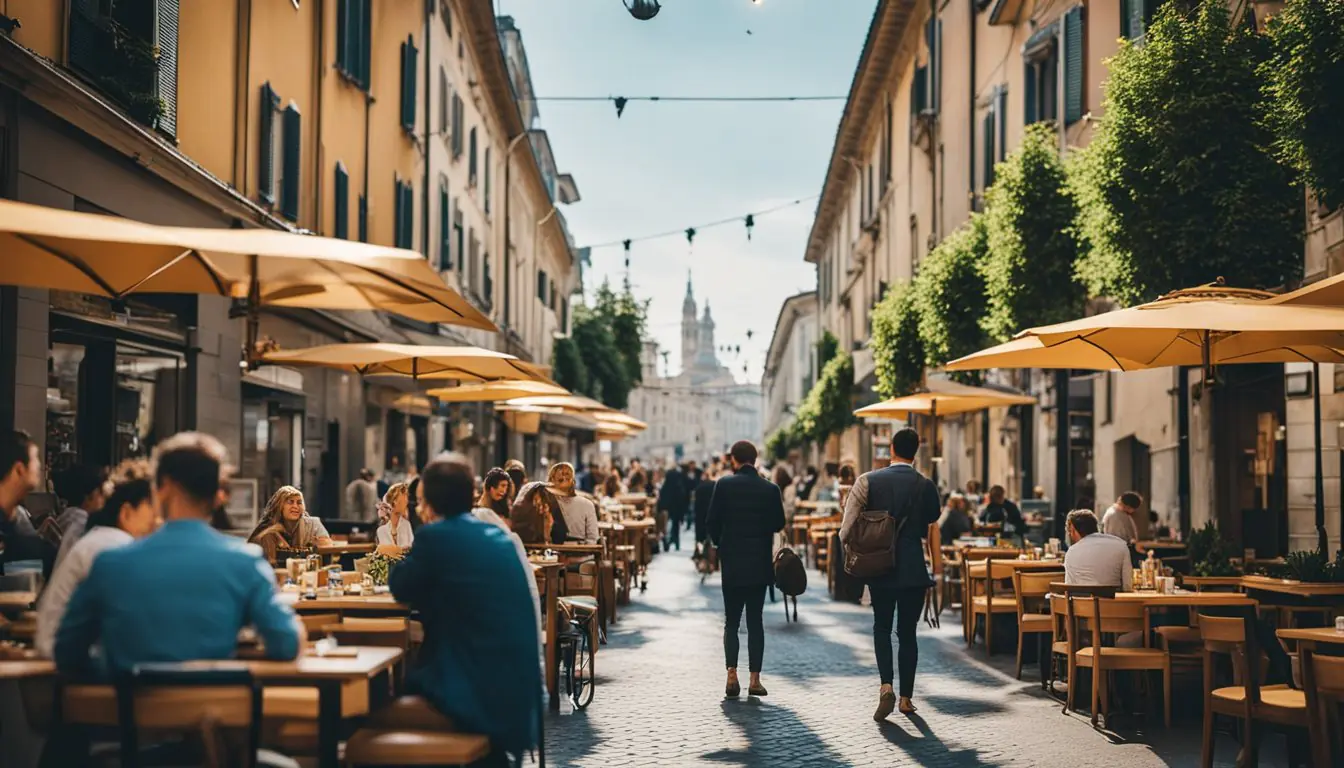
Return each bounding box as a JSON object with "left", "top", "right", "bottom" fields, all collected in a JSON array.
[
  {"left": 981, "top": 86, "right": 1007, "bottom": 198},
  {"left": 911, "top": 18, "right": 941, "bottom": 117},
  {"left": 439, "top": 68, "right": 449, "bottom": 139},
  {"left": 69, "top": 0, "right": 179, "bottom": 135},
  {"left": 358, "top": 194, "right": 368, "bottom": 242},
  {"left": 1063, "top": 6, "right": 1085, "bottom": 125},
  {"left": 881, "top": 101, "right": 892, "bottom": 194},
  {"left": 1023, "top": 28, "right": 1059, "bottom": 125},
  {"left": 336, "top": 0, "right": 371, "bottom": 89},
  {"left": 438, "top": 180, "right": 451, "bottom": 269},
  {"left": 467, "top": 228, "right": 479, "bottom": 295},
  {"left": 483, "top": 148, "right": 491, "bottom": 215},
  {"left": 280, "top": 103, "right": 301, "bottom": 221},
  {"left": 1121, "top": 0, "right": 1161, "bottom": 40},
  {"left": 560, "top": 297, "right": 569, "bottom": 334},
  {"left": 450, "top": 94, "right": 464, "bottom": 158},
  {"left": 334, "top": 163, "right": 349, "bottom": 239},
  {"left": 468, "top": 127, "right": 478, "bottom": 186},
  {"left": 400, "top": 35, "right": 418, "bottom": 133},
  {"left": 258, "top": 83, "right": 280, "bottom": 205},
  {"left": 440, "top": 0, "right": 452, "bottom": 35},
  {"left": 537, "top": 270, "right": 548, "bottom": 303},
  {"left": 482, "top": 252, "right": 493, "bottom": 308},
  {"left": 452, "top": 202, "right": 464, "bottom": 273},
  {"left": 394, "top": 177, "right": 414, "bottom": 249}
]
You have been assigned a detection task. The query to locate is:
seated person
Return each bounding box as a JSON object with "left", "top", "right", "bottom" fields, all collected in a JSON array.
[
  {"left": 55, "top": 433, "right": 303, "bottom": 676},
  {"left": 51, "top": 464, "right": 109, "bottom": 567},
  {"left": 389, "top": 454, "right": 543, "bottom": 762},
  {"left": 246, "top": 485, "right": 334, "bottom": 562},
  {"left": 0, "top": 430, "right": 56, "bottom": 578},
  {"left": 547, "top": 463, "right": 600, "bottom": 544},
  {"left": 938, "top": 494, "right": 975, "bottom": 543},
  {"left": 472, "top": 468, "right": 515, "bottom": 529},
  {"left": 376, "top": 482, "right": 414, "bottom": 548},
  {"left": 1063, "top": 509, "right": 1133, "bottom": 592},
  {"left": 979, "top": 485, "right": 1025, "bottom": 536},
  {"left": 36, "top": 461, "right": 159, "bottom": 658},
  {"left": 510, "top": 481, "right": 567, "bottom": 545}
]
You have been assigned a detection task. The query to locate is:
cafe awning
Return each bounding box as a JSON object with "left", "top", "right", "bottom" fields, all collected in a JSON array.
[
  {"left": 259, "top": 343, "right": 545, "bottom": 382},
  {"left": 425, "top": 380, "right": 570, "bottom": 402},
  {"left": 0, "top": 199, "right": 495, "bottom": 330},
  {"left": 854, "top": 377, "right": 1036, "bottom": 420}
]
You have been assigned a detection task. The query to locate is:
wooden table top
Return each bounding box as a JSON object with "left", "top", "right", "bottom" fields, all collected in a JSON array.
[
  {"left": 0, "top": 646, "right": 402, "bottom": 682},
  {"left": 1241, "top": 576, "right": 1344, "bottom": 596},
  {"left": 796, "top": 501, "right": 840, "bottom": 511},
  {"left": 524, "top": 543, "right": 604, "bottom": 554},
  {"left": 529, "top": 561, "right": 564, "bottom": 572},
  {"left": 0, "top": 591, "right": 37, "bottom": 611},
  {"left": 280, "top": 593, "right": 408, "bottom": 612},
  {"left": 977, "top": 559, "right": 1065, "bottom": 573},
  {"left": 1112, "top": 591, "right": 1255, "bottom": 606},
  {"left": 1137, "top": 540, "right": 1187, "bottom": 550},
  {"left": 1276, "top": 627, "right": 1344, "bottom": 644},
  {"left": 1180, "top": 576, "right": 1246, "bottom": 587},
  {"left": 316, "top": 543, "right": 376, "bottom": 555}
]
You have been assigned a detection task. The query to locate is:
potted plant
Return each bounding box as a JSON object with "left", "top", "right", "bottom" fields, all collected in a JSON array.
[{"left": 1188, "top": 520, "right": 1241, "bottom": 577}]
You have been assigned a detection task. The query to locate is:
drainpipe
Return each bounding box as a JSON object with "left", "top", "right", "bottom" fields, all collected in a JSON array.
[
  {"left": 968, "top": 0, "right": 977, "bottom": 207},
  {"left": 1177, "top": 366, "right": 1190, "bottom": 535},
  {"left": 421, "top": 3, "right": 431, "bottom": 264},
  {"left": 1053, "top": 368, "right": 1072, "bottom": 539},
  {"left": 313, "top": 0, "right": 324, "bottom": 232}
]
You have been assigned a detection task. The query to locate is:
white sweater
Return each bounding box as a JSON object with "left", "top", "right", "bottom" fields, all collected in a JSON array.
[{"left": 35, "top": 526, "right": 133, "bottom": 658}]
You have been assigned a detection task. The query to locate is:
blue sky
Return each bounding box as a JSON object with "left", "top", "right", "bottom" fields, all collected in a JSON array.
[{"left": 495, "top": 0, "right": 878, "bottom": 382}]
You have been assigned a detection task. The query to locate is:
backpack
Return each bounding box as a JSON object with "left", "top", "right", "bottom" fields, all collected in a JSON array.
[
  {"left": 773, "top": 547, "right": 806, "bottom": 623},
  {"left": 842, "top": 478, "right": 915, "bottom": 579}
]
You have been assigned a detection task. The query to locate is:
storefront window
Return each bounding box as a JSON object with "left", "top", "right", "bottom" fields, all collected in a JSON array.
[{"left": 241, "top": 400, "right": 304, "bottom": 502}]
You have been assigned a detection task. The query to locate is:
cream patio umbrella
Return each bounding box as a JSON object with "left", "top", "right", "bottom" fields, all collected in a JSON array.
[
  {"left": 258, "top": 343, "right": 546, "bottom": 382},
  {"left": 425, "top": 380, "right": 570, "bottom": 402},
  {"left": 945, "top": 282, "right": 1344, "bottom": 553},
  {"left": 0, "top": 199, "right": 497, "bottom": 354},
  {"left": 854, "top": 378, "right": 1037, "bottom": 420}
]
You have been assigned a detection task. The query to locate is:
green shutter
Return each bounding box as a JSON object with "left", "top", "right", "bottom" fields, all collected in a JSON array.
[
  {"left": 1063, "top": 6, "right": 1085, "bottom": 125},
  {"left": 468, "top": 127, "right": 478, "bottom": 185},
  {"left": 439, "top": 184, "right": 451, "bottom": 268},
  {"left": 996, "top": 87, "right": 1007, "bottom": 161},
  {"left": 155, "top": 0, "right": 179, "bottom": 136},
  {"left": 982, "top": 112, "right": 995, "bottom": 191},
  {"left": 923, "top": 19, "right": 941, "bottom": 113},
  {"left": 1024, "top": 62, "right": 1037, "bottom": 124},
  {"left": 281, "top": 104, "right": 301, "bottom": 221},
  {"left": 334, "top": 164, "right": 349, "bottom": 239},
  {"left": 336, "top": 0, "right": 348, "bottom": 71},
  {"left": 358, "top": 195, "right": 368, "bottom": 242},
  {"left": 401, "top": 36, "right": 418, "bottom": 132},
  {"left": 454, "top": 205, "right": 464, "bottom": 272},
  {"left": 259, "top": 83, "right": 279, "bottom": 205},
  {"left": 358, "top": 0, "right": 372, "bottom": 88},
  {"left": 483, "top": 148, "right": 491, "bottom": 215},
  {"left": 404, "top": 184, "right": 415, "bottom": 250}
]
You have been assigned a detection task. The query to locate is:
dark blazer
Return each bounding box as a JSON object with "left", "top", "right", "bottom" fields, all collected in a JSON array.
[
  {"left": 706, "top": 466, "right": 786, "bottom": 587},
  {"left": 692, "top": 478, "right": 715, "bottom": 543},
  {"left": 657, "top": 468, "right": 690, "bottom": 519},
  {"left": 851, "top": 464, "right": 940, "bottom": 590}
]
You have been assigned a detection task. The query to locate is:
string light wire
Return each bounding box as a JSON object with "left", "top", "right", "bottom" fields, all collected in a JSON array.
[{"left": 581, "top": 196, "right": 818, "bottom": 251}]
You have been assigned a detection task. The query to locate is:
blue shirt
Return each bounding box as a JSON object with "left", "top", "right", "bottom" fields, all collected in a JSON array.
[
  {"left": 389, "top": 514, "right": 542, "bottom": 755},
  {"left": 55, "top": 519, "right": 301, "bottom": 675}
]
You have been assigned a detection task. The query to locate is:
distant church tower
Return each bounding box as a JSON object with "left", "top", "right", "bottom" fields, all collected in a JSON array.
[
  {"left": 697, "top": 302, "right": 717, "bottom": 369},
  {"left": 681, "top": 271, "right": 699, "bottom": 373}
]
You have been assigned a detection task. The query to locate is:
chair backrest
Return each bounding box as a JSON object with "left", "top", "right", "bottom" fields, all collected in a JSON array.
[
  {"left": 1064, "top": 595, "right": 1144, "bottom": 650},
  {"left": 1048, "top": 582, "right": 1118, "bottom": 598},
  {"left": 1197, "top": 611, "right": 1263, "bottom": 706},
  {"left": 1304, "top": 649, "right": 1344, "bottom": 697},
  {"left": 299, "top": 612, "right": 341, "bottom": 636},
  {"left": 1197, "top": 613, "right": 1246, "bottom": 644},
  {"left": 325, "top": 617, "right": 412, "bottom": 650},
  {"left": 115, "top": 665, "right": 262, "bottom": 768},
  {"left": 1015, "top": 570, "right": 1064, "bottom": 616},
  {"left": 926, "top": 523, "right": 943, "bottom": 576}
]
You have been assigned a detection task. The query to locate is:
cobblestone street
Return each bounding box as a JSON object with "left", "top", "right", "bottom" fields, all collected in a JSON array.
[{"left": 545, "top": 547, "right": 1292, "bottom": 767}]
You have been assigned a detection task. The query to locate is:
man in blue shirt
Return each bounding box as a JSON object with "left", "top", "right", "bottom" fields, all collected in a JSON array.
[
  {"left": 55, "top": 432, "right": 303, "bottom": 676},
  {"left": 390, "top": 452, "right": 542, "bottom": 762}
]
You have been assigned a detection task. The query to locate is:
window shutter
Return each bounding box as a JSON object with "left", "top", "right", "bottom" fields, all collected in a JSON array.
[
  {"left": 358, "top": 195, "right": 368, "bottom": 242},
  {"left": 467, "top": 228, "right": 478, "bottom": 291},
  {"left": 453, "top": 205, "right": 464, "bottom": 273},
  {"left": 981, "top": 112, "right": 995, "bottom": 191},
  {"left": 336, "top": 0, "right": 348, "bottom": 71},
  {"left": 439, "top": 183, "right": 451, "bottom": 268},
  {"left": 451, "top": 96, "right": 463, "bottom": 157},
  {"left": 439, "top": 70, "right": 449, "bottom": 136},
  {"left": 484, "top": 148, "right": 491, "bottom": 215},
  {"left": 358, "top": 0, "right": 372, "bottom": 88},
  {"left": 538, "top": 270, "right": 547, "bottom": 302},
  {"left": 400, "top": 37, "right": 418, "bottom": 132},
  {"left": 281, "top": 104, "right": 301, "bottom": 221},
  {"left": 154, "top": 0, "right": 179, "bottom": 136},
  {"left": 259, "top": 84, "right": 278, "bottom": 205},
  {"left": 334, "top": 163, "right": 349, "bottom": 239},
  {"left": 996, "top": 87, "right": 1007, "bottom": 161},
  {"left": 560, "top": 298, "right": 569, "bottom": 334},
  {"left": 1024, "top": 63, "right": 1038, "bottom": 124},
  {"left": 1063, "top": 6, "right": 1085, "bottom": 125},
  {"left": 468, "top": 127, "right": 478, "bottom": 185},
  {"left": 925, "top": 18, "right": 942, "bottom": 113},
  {"left": 483, "top": 253, "right": 492, "bottom": 306}
]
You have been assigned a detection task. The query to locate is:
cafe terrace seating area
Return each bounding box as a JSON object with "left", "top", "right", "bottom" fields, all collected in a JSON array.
[
  {"left": 787, "top": 487, "right": 1344, "bottom": 766},
  {"left": 0, "top": 491, "right": 667, "bottom": 768}
]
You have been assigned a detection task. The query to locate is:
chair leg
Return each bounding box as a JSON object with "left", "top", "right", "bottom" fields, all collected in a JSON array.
[
  {"left": 1065, "top": 659, "right": 1076, "bottom": 715},
  {"left": 1015, "top": 628, "right": 1024, "bottom": 680},
  {"left": 1162, "top": 664, "right": 1172, "bottom": 729},
  {"left": 1201, "top": 706, "right": 1215, "bottom": 768},
  {"left": 1090, "top": 665, "right": 1101, "bottom": 728},
  {"left": 985, "top": 613, "right": 994, "bottom": 657}
]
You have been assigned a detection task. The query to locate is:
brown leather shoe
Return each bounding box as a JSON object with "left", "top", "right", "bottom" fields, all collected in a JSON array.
[
  {"left": 748, "top": 682, "right": 768, "bottom": 697},
  {"left": 725, "top": 680, "right": 741, "bottom": 697},
  {"left": 874, "top": 690, "right": 897, "bottom": 721}
]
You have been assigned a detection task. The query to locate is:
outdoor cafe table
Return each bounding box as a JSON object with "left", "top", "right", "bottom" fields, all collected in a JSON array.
[
  {"left": 0, "top": 592, "right": 36, "bottom": 613},
  {"left": 529, "top": 561, "right": 563, "bottom": 711},
  {"left": 0, "top": 646, "right": 402, "bottom": 768}
]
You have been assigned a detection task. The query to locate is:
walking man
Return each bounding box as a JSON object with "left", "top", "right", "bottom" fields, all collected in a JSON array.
[
  {"left": 657, "top": 459, "right": 690, "bottom": 552},
  {"left": 840, "top": 427, "right": 940, "bottom": 721},
  {"left": 707, "top": 440, "right": 785, "bottom": 698}
]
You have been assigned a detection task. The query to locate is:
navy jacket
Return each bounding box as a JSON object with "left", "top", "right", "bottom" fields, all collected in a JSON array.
[
  {"left": 389, "top": 514, "right": 542, "bottom": 755},
  {"left": 840, "top": 464, "right": 940, "bottom": 590},
  {"left": 657, "top": 468, "right": 690, "bottom": 519},
  {"left": 706, "top": 466, "right": 786, "bottom": 588}
]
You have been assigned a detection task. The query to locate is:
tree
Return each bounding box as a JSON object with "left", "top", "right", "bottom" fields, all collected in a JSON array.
[
  {"left": 765, "top": 423, "right": 802, "bottom": 460},
  {"left": 551, "top": 337, "right": 589, "bottom": 397},
  {"left": 871, "top": 282, "right": 926, "bottom": 398},
  {"left": 569, "top": 305, "right": 632, "bottom": 410},
  {"left": 816, "top": 330, "right": 839, "bottom": 374},
  {"left": 794, "top": 352, "right": 855, "bottom": 443},
  {"left": 914, "top": 215, "right": 990, "bottom": 381},
  {"left": 983, "top": 122, "right": 1087, "bottom": 341},
  {"left": 1264, "top": 0, "right": 1344, "bottom": 211},
  {"left": 1073, "top": 0, "right": 1301, "bottom": 303},
  {"left": 593, "top": 277, "right": 649, "bottom": 388}
]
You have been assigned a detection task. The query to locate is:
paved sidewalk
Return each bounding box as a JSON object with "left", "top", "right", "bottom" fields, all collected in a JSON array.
[{"left": 544, "top": 546, "right": 1292, "bottom": 767}]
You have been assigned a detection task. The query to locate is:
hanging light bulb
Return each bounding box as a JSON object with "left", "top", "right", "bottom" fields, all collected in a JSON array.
[
  {"left": 623, "top": 239, "right": 631, "bottom": 269},
  {"left": 745, "top": 213, "right": 755, "bottom": 240},
  {"left": 613, "top": 96, "right": 628, "bottom": 118},
  {"left": 624, "top": 0, "right": 661, "bottom": 20},
  {"left": 686, "top": 227, "right": 696, "bottom": 247}
]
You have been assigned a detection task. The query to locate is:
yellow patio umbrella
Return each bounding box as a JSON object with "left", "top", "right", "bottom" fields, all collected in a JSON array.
[
  {"left": 0, "top": 199, "right": 497, "bottom": 345},
  {"left": 854, "top": 378, "right": 1037, "bottom": 420},
  {"left": 258, "top": 343, "right": 546, "bottom": 382},
  {"left": 594, "top": 411, "right": 650, "bottom": 431},
  {"left": 425, "top": 380, "right": 570, "bottom": 402},
  {"left": 501, "top": 394, "right": 610, "bottom": 412},
  {"left": 945, "top": 281, "right": 1344, "bottom": 553}
]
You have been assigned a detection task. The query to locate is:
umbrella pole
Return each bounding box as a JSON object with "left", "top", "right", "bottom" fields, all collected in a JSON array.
[
  {"left": 245, "top": 254, "right": 260, "bottom": 368},
  {"left": 1316, "top": 362, "right": 1328, "bottom": 554},
  {"left": 931, "top": 399, "right": 940, "bottom": 489}
]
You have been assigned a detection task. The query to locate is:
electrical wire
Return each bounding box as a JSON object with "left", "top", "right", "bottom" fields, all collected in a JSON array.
[
  {"left": 581, "top": 195, "right": 818, "bottom": 250},
  {"left": 536, "top": 95, "right": 846, "bottom": 103}
]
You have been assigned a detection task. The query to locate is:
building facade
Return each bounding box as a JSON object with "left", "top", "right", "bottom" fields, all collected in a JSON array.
[
  {"left": 622, "top": 277, "right": 763, "bottom": 465},
  {"left": 761, "top": 291, "right": 818, "bottom": 441},
  {"left": 801, "top": 0, "right": 1320, "bottom": 552},
  {"left": 0, "top": 0, "right": 576, "bottom": 524}
]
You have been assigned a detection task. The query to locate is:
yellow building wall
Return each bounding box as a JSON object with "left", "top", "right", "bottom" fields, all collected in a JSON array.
[
  {"left": 177, "top": 0, "right": 239, "bottom": 184},
  {"left": 8, "top": 0, "right": 63, "bottom": 61},
  {"left": 318, "top": 0, "right": 369, "bottom": 241},
  {"left": 245, "top": 0, "right": 317, "bottom": 226},
  {"left": 367, "top": 4, "right": 420, "bottom": 248}
]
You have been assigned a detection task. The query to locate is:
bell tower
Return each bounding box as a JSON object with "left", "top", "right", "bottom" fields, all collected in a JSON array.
[{"left": 681, "top": 271, "right": 698, "bottom": 373}]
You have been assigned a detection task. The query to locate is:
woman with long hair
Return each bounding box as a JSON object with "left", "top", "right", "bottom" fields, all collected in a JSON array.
[
  {"left": 601, "top": 472, "right": 624, "bottom": 500},
  {"left": 773, "top": 465, "right": 797, "bottom": 521},
  {"left": 510, "top": 481, "right": 567, "bottom": 545},
  {"left": 474, "top": 468, "right": 514, "bottom": 526},
  {"left": 247, "top": 486, "right": 333, "bottom": 562},
  {"left": 36, "top": 460, "right": 160, "bottom": 658},
  {"left": 376, "top": 482, "right": 414, "bottom": 547}
]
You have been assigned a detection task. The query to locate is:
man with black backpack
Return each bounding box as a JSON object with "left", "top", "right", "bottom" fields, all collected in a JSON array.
[{"left": 839, "top": 427, "right": 940, "bottom": 722}]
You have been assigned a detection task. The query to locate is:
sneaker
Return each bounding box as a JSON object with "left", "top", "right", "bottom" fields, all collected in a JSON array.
[{"left": 873, "top": 690, "right": 897, "bottom": 721}]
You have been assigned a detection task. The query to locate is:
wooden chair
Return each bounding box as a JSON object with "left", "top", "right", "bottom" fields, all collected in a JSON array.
[
  {"left": 1198, "top": 613, "right": 1307, "bottom": 767},
  {"left": 1300, "top": 647, "right": 1344, "bottom": 767},
  {"left": 1013, "top": 569, "right": 1063, "bottom": 680},
  {"left": 965, "top": 556, "right": 1020, "bottom": 655},
  {"left": 344, "top": 729, "right": 491, "bottom": 766},
  {"left": 958, "top": 547, "right": 1019, "bottom": 642},
  {"left": 298, "top": 613, "right": 340, "bottom": 637},
  {"left": 1064, "top": 593, "right": 1172, "bottom": 729}
]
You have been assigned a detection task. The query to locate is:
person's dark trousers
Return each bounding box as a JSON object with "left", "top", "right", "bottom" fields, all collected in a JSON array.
[
  {"left": 870, "top": 584, "right": 928, "bottom": 697},
  {"left": 723, "top": 583, "right": 768, "bottom": 673},
  {"left": 664, "top": 513, "right": 683, "bottom": 551}
]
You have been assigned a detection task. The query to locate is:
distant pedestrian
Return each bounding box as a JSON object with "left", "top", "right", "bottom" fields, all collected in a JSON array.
[
  {"left": 707, "top": 441, "right": 786, "bottom": 699},
  {"left": 345, "top": 468, "right": 378, "bottom": 522},
  {"left": 504, "top": 459, "right": 528, "bottom": 497},
  {"left": 840, "top": 427, "right": 940, "bottom": 721},
  {"left": 657, "top": 460, "right": 690, "bottom": 552}
]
